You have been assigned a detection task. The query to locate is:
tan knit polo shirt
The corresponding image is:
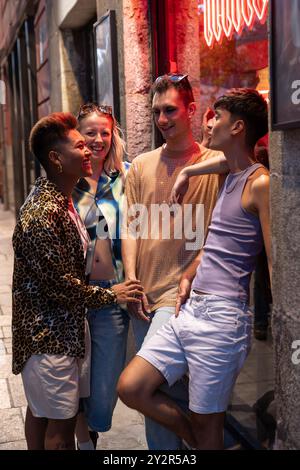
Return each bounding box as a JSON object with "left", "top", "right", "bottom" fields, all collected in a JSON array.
[{"left": 124, "top": 143, "right": 223, "bottom": 311}]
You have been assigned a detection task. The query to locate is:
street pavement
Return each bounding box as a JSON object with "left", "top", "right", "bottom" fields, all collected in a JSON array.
[{"left": 0, "top": 205, "right": 147, "bottom": 450}]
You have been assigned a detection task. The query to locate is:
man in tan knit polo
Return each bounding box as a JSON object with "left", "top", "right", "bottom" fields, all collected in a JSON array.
[{"left": 121, "top": 74, "right": 223, "bottom": 450}]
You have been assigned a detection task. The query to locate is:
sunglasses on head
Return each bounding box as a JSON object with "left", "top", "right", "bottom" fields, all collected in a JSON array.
[
  {"left": 78, "top": 103, "right": 113, "bottom": 118},
  {"left": 154, "top": 73, "right": 189, "bottom": 86}
]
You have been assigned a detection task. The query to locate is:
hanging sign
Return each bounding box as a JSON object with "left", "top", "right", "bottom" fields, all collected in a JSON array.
[
  {"left": 270, "top": 0, "right": 300, "bottom": 129},
  {"left": 203, "top": 0, "right": 269, "bottom": 47}
]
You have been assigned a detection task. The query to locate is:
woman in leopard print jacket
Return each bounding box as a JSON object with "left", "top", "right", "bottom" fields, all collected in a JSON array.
[{"left": 12, "top": 112, "right": 142, "bottom": 450}]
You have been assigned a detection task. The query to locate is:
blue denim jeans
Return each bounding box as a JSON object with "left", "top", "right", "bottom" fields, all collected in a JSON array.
[
  {"left": 83, "top": 280, "right": 129, "bottom": 432},
  {"left": 131, "top": 306, "right": 188, "bottom": 450}
]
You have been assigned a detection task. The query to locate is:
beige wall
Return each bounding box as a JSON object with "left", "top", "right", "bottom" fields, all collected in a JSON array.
[
  {"left": 55, "top": 0, "right": 78, "bottom": 26},
  {"left": 48, "top": 1, "right": 76, "bottom": 113},
  {"left": 57, "top": 0, "right": 96, "bottom": 28},
  {"left": 48, "top": 0, "right": 97, "bottom": 114},
  {"left": 97, "top": 0, "right": 127, "bottom": 134}
]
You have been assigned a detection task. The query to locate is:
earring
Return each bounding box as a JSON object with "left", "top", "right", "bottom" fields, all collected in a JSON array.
[{"left": 57, "top": 162, "right": 63, "bottom": 174}]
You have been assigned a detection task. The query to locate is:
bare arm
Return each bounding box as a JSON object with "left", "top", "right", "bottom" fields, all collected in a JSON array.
[
  {"left": 122, "top": 233, "right": 150, "bottom": 322},
  {"left": 169, "top": 154, "right": 228, "bottom": 204},
  {"left": 122, "top": 163, "right": 139, "bottom": 281},
  {"left": 185, "top": 154, "right": 228, "bottom": 177},
  {"left": 122, "top": 163, "right": 150, "bottom": 320},
  {"left": 252, "top": 174, "right": 272, "bottom": 288},
  {"left": 122, "top": 237, "right": 138, "bottom": 281}
]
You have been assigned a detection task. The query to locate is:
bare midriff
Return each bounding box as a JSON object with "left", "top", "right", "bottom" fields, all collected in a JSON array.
[{"left": 89, "top": 238, "right": 115, "bottom": 281}]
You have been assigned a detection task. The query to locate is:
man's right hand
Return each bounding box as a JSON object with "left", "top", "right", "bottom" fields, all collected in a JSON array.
[
  {"left": 175, "top": 277, "right": 192, "bottom": 317},
  {"left": 127, "top": 292, "right": 151, "bottom": 323},
  {"left": 111, "top": 280, "right": 144, "bottom": 304}
]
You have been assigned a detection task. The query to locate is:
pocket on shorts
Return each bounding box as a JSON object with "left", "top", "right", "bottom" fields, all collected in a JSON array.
[
  {"left": 205, "top": 303, "right": 239, "bottom": 330},
  {"left": 189, "top": 295, "right": 207, "bottom": 314}
]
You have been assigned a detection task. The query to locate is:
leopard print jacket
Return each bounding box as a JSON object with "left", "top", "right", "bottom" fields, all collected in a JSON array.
[{"left": 12, "top": 177, "right": 116, "bottom": 375}]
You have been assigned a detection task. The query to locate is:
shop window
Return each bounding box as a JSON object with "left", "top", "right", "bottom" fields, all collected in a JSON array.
[
  {"left": 64, "top": 17, "right": 97, "bottom": 105},
  {"left": 7, "top": 15, "right": 39, "bottom": 213},
  {"left": 198, "top": 0, "right": 269, "bottom": 116}
]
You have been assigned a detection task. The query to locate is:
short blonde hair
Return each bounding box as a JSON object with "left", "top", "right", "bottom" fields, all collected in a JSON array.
[{"left": 77, "top": 103, "right": 126, "bottom": 174}]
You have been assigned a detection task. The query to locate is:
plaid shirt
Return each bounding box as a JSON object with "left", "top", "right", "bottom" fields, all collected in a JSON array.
[{"left": 72, "top": 162, "right": 131, "bottom": 282}]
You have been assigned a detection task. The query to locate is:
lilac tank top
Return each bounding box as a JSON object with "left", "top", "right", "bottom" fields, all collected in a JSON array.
[{"left": 192, "top": 163, "right": 264, "bottom": 302}]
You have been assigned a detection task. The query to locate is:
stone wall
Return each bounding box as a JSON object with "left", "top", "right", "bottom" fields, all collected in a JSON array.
[
  {"left": 47, "top": 1, "right": 66, "bottom": 112},
  {"left": 122, "top": 0, "right": 152, "bottom": 159},
  {"left": 270, "top": 129, "right": 300, "bottom": 449}
]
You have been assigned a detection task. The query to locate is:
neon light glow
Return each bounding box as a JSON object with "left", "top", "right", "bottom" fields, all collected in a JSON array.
[
  {"left": 203, "top": 0, "right": 269, "bottom": 47},
  {"left": 241, "top": 1, "right": 255, "bottom": 29}
]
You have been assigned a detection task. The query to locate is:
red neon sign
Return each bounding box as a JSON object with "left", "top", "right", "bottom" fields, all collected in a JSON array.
[{"left": 203, "top": 0, "right": 269, "bottom": 47}]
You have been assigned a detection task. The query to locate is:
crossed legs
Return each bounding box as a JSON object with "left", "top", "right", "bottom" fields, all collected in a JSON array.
[{"left": 117, "top": 356, "right": 225, "bottom": 450}]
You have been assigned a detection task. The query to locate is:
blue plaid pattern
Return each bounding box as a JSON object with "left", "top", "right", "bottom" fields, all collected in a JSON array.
[{"left": 72, "top": 161, "right": 130, "bottom": 282}]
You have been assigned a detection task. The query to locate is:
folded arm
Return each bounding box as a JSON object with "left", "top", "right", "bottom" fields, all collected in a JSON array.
[{"left": 170, "top": 154, "right": 228, "bottom": 204}]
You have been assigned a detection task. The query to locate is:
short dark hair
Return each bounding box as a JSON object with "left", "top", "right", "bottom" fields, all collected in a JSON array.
[
  {"left": 29, "top": 112, "right": 78, "bottom": 169},
  {"left": 214, "top": 88, "right": 268, "bottom": 148},
  {"left": 151, "top": 74, "right": 195, "bottom": 107}
]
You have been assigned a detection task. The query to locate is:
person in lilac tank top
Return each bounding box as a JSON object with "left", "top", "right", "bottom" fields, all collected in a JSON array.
[{"left": 117, "top": 89, "right": 271, "bottom": 450}]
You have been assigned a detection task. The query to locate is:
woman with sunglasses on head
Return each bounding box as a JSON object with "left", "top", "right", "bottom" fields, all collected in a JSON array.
[{"left": 73, "top": 103, "right": 134, "bottom": 450}]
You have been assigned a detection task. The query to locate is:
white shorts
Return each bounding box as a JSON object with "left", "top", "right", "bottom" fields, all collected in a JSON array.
[
  {"left": 137, "top": 292, "right": 252, "bottom": 414},
  {"left": 21, "top": 320, "right": 91, "bottom": 420}
]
